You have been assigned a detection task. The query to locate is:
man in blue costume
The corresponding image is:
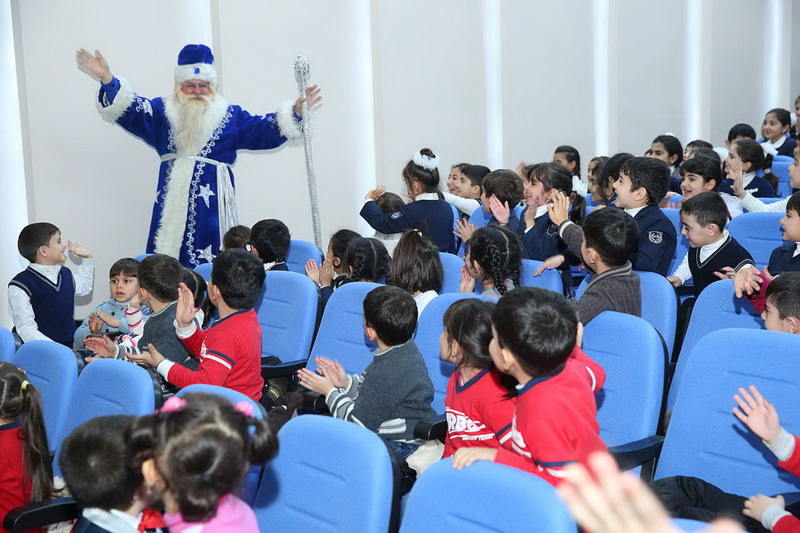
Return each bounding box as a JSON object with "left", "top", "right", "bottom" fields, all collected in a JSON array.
[{"left": 76, "top": 45, "right": 321, "bottom": 267}]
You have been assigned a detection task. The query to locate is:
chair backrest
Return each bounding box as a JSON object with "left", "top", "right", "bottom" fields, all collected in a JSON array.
[
  {"left": 133, "top": 253, "right": 153, "bottom": 262},
  {"left": 468, "top": 205, "right": 493, "bottom": 229},
  {"left": 193, "top": 262, "right": 213, "bottom": 282},
  {"left": 449, "top": 203, "right": 461, "bottom": 250},
  {"left": 773, "top": 155, "right": 793, "bottom": 197},
  {"left": 11, "top": 341, "right": 79, "bottom": 452},
  {"left": 253, "top": 271, "right": 320, "bottom": 364},
  {"left": 252, "top": 415, "right": 393, "bottom": 533},
  {"left": 662, "top": 208, "right": 690, "bottom": 277},
  {"left": 583, "top": 312, "right": 665, "bottom": 447},
  {"left": 305, "top": 282, "right": 382, "bottom": 375},
  {"left": 400, "top": 459, "right": 576, "bottom": 533},
  {"left": 414, "top": 293, "right": 492, "bottom": 414},
  {"left": 637, "top": 271, "right": 679, "bottom": 358},
  {"left": 671, "top": 279, "right": 763, "bottom": 408},
  {"left": 53, "top": 359, "right": 155, "bottom": 476},
  {"left": 439, "top": 252, "right": 463, "bottom": 294},
  {"left": 656, "top": 329, "right": 800, "bottom": 497},
  {"left": 286, "top": 239, "right": 324, "bottom": 275},
  {"left": 0, "top": 326, "right": 16, "bottom": 362},
  {"left": 519, "top": 259, "right": 563, "bottom": 293},
  {"left": 727, "top": 212, "right": 784, "bottom": 269}
]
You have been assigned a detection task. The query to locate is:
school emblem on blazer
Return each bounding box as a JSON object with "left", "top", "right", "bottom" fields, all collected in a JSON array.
[
  {"left": 648, "top": 231, "right": 663, "bottom": 244},
  {"left": 391, "top": 212, "right": 402, "bottom": 219}
]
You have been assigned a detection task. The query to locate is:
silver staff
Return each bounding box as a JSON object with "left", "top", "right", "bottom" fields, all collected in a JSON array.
[{"left": 294, "top": 55, "right": 322, "bottom": 250}]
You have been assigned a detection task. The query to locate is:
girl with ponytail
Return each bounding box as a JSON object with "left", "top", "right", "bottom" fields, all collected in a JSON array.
[
  {"left": 0, "top": 362, "right": 53, "bottom": 531},
  {"left": 460, "top": 226, "right": 522, "bottom": 299}
]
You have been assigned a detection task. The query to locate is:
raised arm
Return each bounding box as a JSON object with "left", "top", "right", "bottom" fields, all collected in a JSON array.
[{"left": 76, "top": 48, "right": 113, "bottom": 84}]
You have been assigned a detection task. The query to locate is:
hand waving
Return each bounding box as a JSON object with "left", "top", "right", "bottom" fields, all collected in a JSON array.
[{"left": 75, "top": 48, "right": 112, "bottom": 84}]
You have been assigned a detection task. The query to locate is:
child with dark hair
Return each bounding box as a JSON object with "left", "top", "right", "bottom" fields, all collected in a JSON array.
[
  {"left": 306, "top": 229, "right": 361, "bottom": 293},
  {"left": 554, "top": 145, "right": 588, "bottom": 197},
  {"left": 550, "top": 198, "right": 641, "bottom": 325},
  {"left": 593, "top": 152, "right": 634, "bottom": 207},
  {"left": 128, "top": 393, "right": 277, "bottom": 531},
  {"left": 74, "top": 257, "right": 145, "bottom": 349},
  {"left": 60, "top": 415, "right": 163, "bottom": 533},
  {"left": 454, "top": 168, "right": 525, "bottom": 246},
  {"left": 444, "top": 164, "right": 490, "bottom": 217},
  {"left": 684, "top": 139, "right": 714, "bottom": 160},
  {"left": 298, "top": 286, "right": 435, "bottom": 458},
  {"left": 611, "top": 157, "right": 677, "bottom": 275},
  {"left": 761, "top": 108, "right": 796, "bottom": 157},
  {"left": 391, "top": 230, "right": 443, "bottom": 315},
  {"left": 461, "top": 226, "right": 522, "bottom": 299},
  {"left": 587, "top": 155, "right": 609, "bottom": 202},
  {"left": 182, "top": 268, "right": 209, "bottom": 327},
  {"left": 646, "top": 134, "right": 684, "bottom": 191},
  {"left": 361, "top": 148, "right": 456, "bottom": 253},
  {"left": 9, "top": 222, "right": 94, "bottom": 346},
  {"left": 221, "top": 224, "right": 250, "bottom": 251},
  {"left": 667, "top": 155, "right": 743, "bottom": 217},
  {"left": 440, "top": 299, "right": 514, "bottom": 458},
  {"left": 727, "top": 123, "right": 758, "bottom": 147},
  {"left": 722, "top": 139, "right": 777, "bottom": 198},
  {"left": 372, "top": 191, "right": 406, "bottom": 255},
  {"left": 447, "top": 163, "right": 470, "bottom": 195},
  {"left": 0, "top": 363, "right": 53, "bottom": 528},
  {"left": 735, "top": 144, "right": 800, "bottom": 214},
  {"left": 129, "top": 249, "right": 266, "bottom": 401},
  {"left": 320, "top": 237, "right": 390, "bottom": 308},
  {"left": 250, "top": 218, "right": 291, "bottom": 271},
  {"left": 668, "top": 192, "right": 753, "bottom": 297},
  {"left": 451, "top": 287, "right": 606, "bottom": 484}
]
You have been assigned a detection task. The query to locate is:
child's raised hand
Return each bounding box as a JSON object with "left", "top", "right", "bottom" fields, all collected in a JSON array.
[
  {"left": 534, "top": 254, "right": 565, "bottom": 276},
  {"left": 524, "top": 199, "right": 539, "bottom": 230},
  {"left": 548, "top": 191, "right": 570, "bottom": 227},
  {"left": 733, "top": 385, "right": 782, "bottom": 445},
  {"left": 514, "top": 161, "right": 527, "bottom": 180},
  {"left": 83, "top": 334, "right": 115, "bottom": 358},
  {"left": 319, "top": 259, "right": 334, "bottom": 287},
  {"left": 732, "top": 268, "right": 764, "bottom": 298},
  {"left": 454, "top": 219, "right": 476, "bottom": 243},
  {"left": 88, "top": 312, "right": 103, "bottom": 334},
  {"left": 315, "top": 356, "right": 347, "bottom": 388},
  {"left": 305, "top": 259, "right": 320, "bottom": 284},
  {"left": 451, "top": 447, "right": 497, "bottom": 470},
  {"left": 488, "top": 195, "right": 510, "bottom": 225},
  {"left": 459, "top": 264, "right": 476, "bottom": 294},
  {"left": 127, "top": 344, "right": 164, "bottom": 368},
  {"left": 67, "top": 241, "right": 93, "bottom": 259},
  {"left": 96, "top": 311, "right": 121, "bottom": 328},
  {"left": 732, "top": 166, "right": 747, "bottom": 199},
  {"left": 296, "top": 367, "right": 335, "bottom": 396},
  {"left": 365, "top": 185, "right": 386, "bottom": 201},
  {"left": 743, "top": 494, "right": 785, "bottom": 524},
  {"left": 175, "top": 282, "right": 197, "bottom": 329}
]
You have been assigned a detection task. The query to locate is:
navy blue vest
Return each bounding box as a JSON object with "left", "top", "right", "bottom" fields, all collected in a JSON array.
[
  {"left": 768, "top": 243, "right": 800, "bottom": 276},
  {"left": 688, "top": 235, "right": 753, "bottom": 296},
  {"left": 9, "top": 266, "right": 76, "bottom": 346}
]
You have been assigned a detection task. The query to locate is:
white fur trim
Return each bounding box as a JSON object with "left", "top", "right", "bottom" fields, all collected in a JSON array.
[
  {"left": 95, "top": 77, "right": 135, "bottom": 123},
  {"left": 154, "top": 95, "right": 230, "bottom": 258},
  {"left": 174, "top": 63, "right": 218, "bottom": 86},
  {"left": 276, "top": 101, "right": 304, "bottom": 140}
]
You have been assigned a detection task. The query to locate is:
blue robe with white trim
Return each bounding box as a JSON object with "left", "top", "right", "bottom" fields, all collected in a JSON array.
[{"left": 97, "top": 77, "right": 301, "bottom": 266}]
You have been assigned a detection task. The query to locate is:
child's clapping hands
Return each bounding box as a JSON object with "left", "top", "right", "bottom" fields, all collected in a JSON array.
[{"left": 297, "top": 356, "right": 348, "bottom": 396}]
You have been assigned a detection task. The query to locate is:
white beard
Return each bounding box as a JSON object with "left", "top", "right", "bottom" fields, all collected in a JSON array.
[{"left": 173, "top": 91, "right": 213, "bottom": 156}]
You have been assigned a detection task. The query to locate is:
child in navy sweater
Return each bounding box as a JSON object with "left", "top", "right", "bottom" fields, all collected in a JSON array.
[
  {"left": 454, "top": 169, "right": 525, "bottom": 246},
  {"left": 361, "top": 148, "right": 456, "bottom": 253},
  {"left": 721, "top": 139, "right": 777, "bottom": 198}
]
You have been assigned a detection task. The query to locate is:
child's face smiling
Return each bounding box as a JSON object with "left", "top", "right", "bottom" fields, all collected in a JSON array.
[
  {"left": 612, "top": 171, "right": 642, "bottom": 209},
  {"left": 762, "top": 113, "right": 788, "bottom": 143},
  {"left": 646, "top": 142, "right": 676, "bottom": 166},
  {"left": 40, "top": 232, "right": 67, "bottom": 265},
  {"left": 110, "top": 274, "right": 139, "bottom": 303},
  {"left": 447, "top": 169, "right": 463, "bottom": 195},
  {"left": 789, "top": 149, "right": 800, "bottom": 189},
  {"left": 680, "top": 211, "right": 714, "bottom": 248},
  {"left": 680, "top": 172, "right": 715, "bottom": 200},
  {"left": 780, "top": 209, "right": 800, "bottom": 242}
]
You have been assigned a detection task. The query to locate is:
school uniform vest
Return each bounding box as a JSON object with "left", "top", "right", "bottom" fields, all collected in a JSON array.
[
  {"left": 688, "top": 235, "right": 753, "bottom": 296},
  {"left": 768, "top": 243, "right": 800, "bottom": 276},
  {"left": 9, "top": 267, "right": 76, "bottom": 346}
]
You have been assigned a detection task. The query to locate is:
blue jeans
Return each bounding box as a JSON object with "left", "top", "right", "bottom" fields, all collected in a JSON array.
[{"left": 385, "top": 438, "right": 419, "bottom": 459}]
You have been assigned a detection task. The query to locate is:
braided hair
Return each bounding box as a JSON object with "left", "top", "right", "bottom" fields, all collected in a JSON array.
[
  {"left": 343, "top": 237, "right": 391, "bottom": 284},
  {"left": 468, "top": 226, "right": 522, "bottom": 296}
]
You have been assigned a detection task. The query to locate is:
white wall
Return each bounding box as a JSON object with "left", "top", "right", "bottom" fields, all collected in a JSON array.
[{"left": 4, "top": 0, "right": 800, "bottom": 324}]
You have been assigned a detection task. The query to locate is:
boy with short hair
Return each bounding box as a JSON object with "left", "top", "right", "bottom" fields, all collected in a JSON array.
[
  {"left": 128, "top": 249, "right": 266, "bottom": 402},
  {"left": 60, "top": 415, "right": 164, "bottom": 533},
  {"left": 612, "top": 157, "right": 678, "bottom": 276},
  {"left": 297, "top": 285, "right": 436, "bottom": 458},
  {"left": 451, "top": 287, "right": 607, "bottom": 485},
  {"left": 480, "top": 169, "right": 524, "bottom": 228},
  {"left": 73, "top": 258, "right": 147, "bottom": 349},
  {"left": 250, "top": 218, "right": 291, "bottom": 272},
  {"left": 8, "top": 222, "right": 94, "bottom": 347},
  {"left": 725, "top": 123, "right": 757, "bottom": 148},
  {"left": 668, "top": 192, "right": 754, "bottom": 296}
]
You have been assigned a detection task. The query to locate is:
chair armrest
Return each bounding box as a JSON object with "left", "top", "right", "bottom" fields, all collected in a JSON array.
[
  {"left": 413, "top": 414, "right": 447, "bottom": 442},
  {"left": 3, "top": 497, "right": 78, "bottom": 531},
  {"left": 301, "top": 391, "right": 329, "bottom": 414},
  {"left": 261, "top": 358, "right": 307, "bottom": 380},
  {"left": 609, "top": 435, "right": 665, "bottom": 471}
]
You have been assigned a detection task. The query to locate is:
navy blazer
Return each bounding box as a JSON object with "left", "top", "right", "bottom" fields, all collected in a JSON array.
[
  {"left": 631, "top": 206, "right": 677, "bottom": 276},
  {"left": 768, "top": 242, "right": 800, "bottom": 276},
  {"left": 361, "top": 199, "right": 456, "bottom": 253}
]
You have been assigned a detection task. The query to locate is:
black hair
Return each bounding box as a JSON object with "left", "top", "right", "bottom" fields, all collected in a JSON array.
[
  {"left": 464, "top": 164, "right": 491, "bottom": 189},
  {"left": 554, "top": 145, "right": 581, "bottom": 177},
  {"left": 375, "top": 192, "right": 405, "bottom": 214},
  {"left": 60, "top": 415, "right": 139, "bottom": 510},
  {"left": 210, "top": 249, "right": 265, "bottom": 310},
  {"left": 328, "top": 229, "right": 361, "bottom": 271},
  {"left": 526, "top": 162, "right": 586, "bottom": 224},
  {"left": 17, "top": 222, "right": 60, "bottom": 263},
  {"left": 582, "top": 208, "right": 639, "bottom": 268},
  {"left": 467, "top": 226, "right": 522, "bottom": 296},
  {"left": 343, "top": 237, "right": 391, "bottom": 284},
  {"left": 391, "top": 230, "right": 443, "bottom": 294},
  {"left": 595, "top": 153, "right": 634, "bottom": 205},
  {"left": 686, "top": 139, "right": 713, "bottom": 151},
  {"left": 222, "top": 225, "right": 251, "bottom": 251},
  {"left": 787, "top": 191, "right": 800, "bottom": 215},
  {"left": 690, "top": 147, "right": 722, "bottom": 164},
  {"left": 127, "top": 393, "right": 277, "bottom": 523},
  {"left": 766, "top": 271, "right": 800, "bottom": 320},
  {"left": 679, "top": 155, "right": 723, "bottom": 191},
  {"left": 651, "top": 134, "right": 684, "bottom": 167},
  {"left": 250, "top": 219, "right": 290, "bottom": 264},
  {"left": 491, "top": 287, "right": 578, "bottom": 377},
  {"left": 109, "top": 257, "right": 139, "bottom": 279},
  {"left": 138, "top": 254, "right": 184, "bottom": 302},
  {"left": 619, "top": 157, "right": 670, "bottom": 206},
  {"left": 362, "top": 286, "right": 417, "bottom": 345},
  {"left": 183, "top": 269, "right": 208, "bottom": 309},
  {"left": 731, "top": 139, "right": 777, "bottom": 190},
  {"left": 588, "top": 156, "right": 609, "bottom": 177},
  {"left": 727, "top": 123, "right": 757, "bottom": 142},
  {"left": 0, "top": 363, "right": 53, "bottom": 503},
  {"left": 680, "top": 191, "right": 729, "bottom": 232},
  {"left": 481, "top": 169, "right": 524, "bottom": 207},
  {"left": 442, "top": 299, "right": 496, "bottom": 370},
  {"left": 403, "top": 148, "right": 441, "bottom": 195},
  {"left": 765, "top": 108, "right": 792, "bottom": 132}
]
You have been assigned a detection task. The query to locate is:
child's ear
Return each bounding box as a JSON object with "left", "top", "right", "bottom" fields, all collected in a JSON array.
[
  {"left": 585, "top": 247, "right": 599, "bottom": 265},
  {"left": 707, "top": 223, "right": 720, "bottom": 237},
  {"left": 634, "top": 186, "right": 648, "bottom": 203},
  {"left": 332, "top": 257, "right": 341, "bottom": 268},
  {"left": 141, "top": 458, "right": 161, "bottom": 489},
  {"left": 786, "top": 316, "right": 800, "bottom": 334},
  {"left": 139, "top": 287, "right": 150, "bottom": 301},
  {"left": 498, "top": 346, "right": 517, "bottom": 374},
  {"left": 742, "top": 161, "right": 752, "bottom": 173},
  {"left": 364, "top": 324, "right": 378, "bottom": 342},
  {"left": 250, "top": 245, "right": 260, "bottom": 258}
]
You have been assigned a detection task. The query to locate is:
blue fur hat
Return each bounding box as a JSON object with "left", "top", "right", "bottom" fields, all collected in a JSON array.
[{"left": 174, "top": 44, "right": 217, "bottom": 86}]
